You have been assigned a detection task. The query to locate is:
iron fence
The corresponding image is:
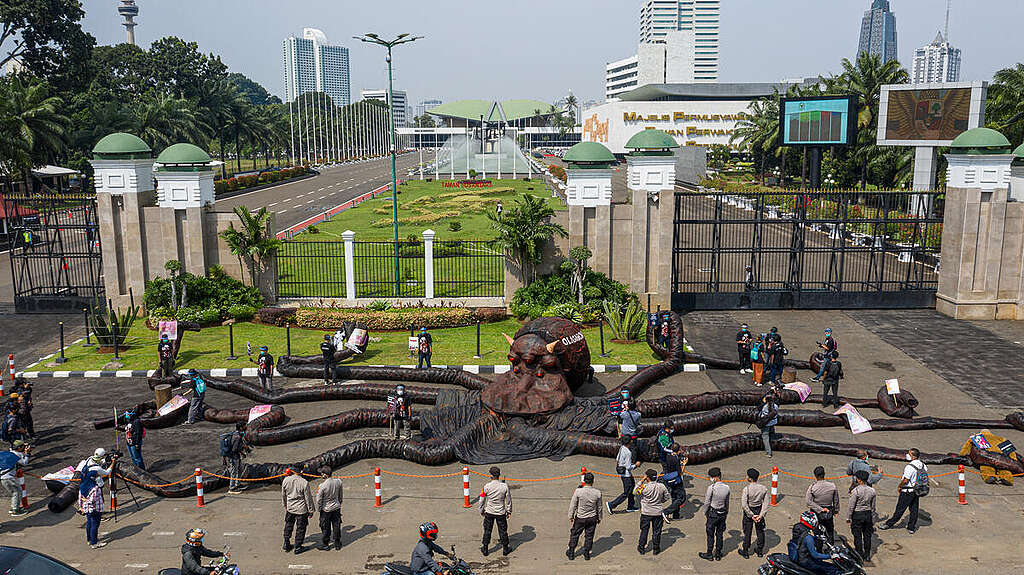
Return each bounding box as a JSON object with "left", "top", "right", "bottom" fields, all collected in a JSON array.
[
  {"left": 433, "top": 240, "right": 504, "bottom": 298},
  {"left": 671, "top": 189, "right": 944, "bottom": 310}
]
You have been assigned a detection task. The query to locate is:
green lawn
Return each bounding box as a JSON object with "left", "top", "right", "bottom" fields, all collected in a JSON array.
[
  {"left": 303, "top": 178, "right": 564, "bottom": 241},
  {"left": 34, "top": 319, "right": 661, "bottom": 371}
]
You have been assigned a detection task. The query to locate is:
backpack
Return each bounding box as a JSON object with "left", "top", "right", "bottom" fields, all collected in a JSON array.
[
  {"left": 912, "top": 461, "right": 930, "bottom": 497},
  {"left": 750, "top": 344, "right": 761, "bottom": 361},
  {"left": 219, "top": 432, "right": 234, "bottom": 457}
]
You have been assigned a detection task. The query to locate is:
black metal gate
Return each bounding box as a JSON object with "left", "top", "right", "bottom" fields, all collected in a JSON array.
[
  {"left": 3, "top": 192, "right": 104, "bottom": 313},
  {"left": 671, "top": 189, "right": 943, "bottom": 310}
]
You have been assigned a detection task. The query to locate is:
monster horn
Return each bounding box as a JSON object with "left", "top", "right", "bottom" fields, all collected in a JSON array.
[
  {"left": 546, "top": 340, "right": 558, "bottom": 353},
  {"left": 504, "top": 333, "right": 515, "bottom": 346}
]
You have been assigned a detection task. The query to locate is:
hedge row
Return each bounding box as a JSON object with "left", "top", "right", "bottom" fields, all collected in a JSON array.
[
  {"left": 295, "top": 307, "right": 476, "bottom": 330},
  {"left": 214, "top": 166, "right": 308, "bottom": 194}
]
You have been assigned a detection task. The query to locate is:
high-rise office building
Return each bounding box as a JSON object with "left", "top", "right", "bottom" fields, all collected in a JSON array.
[
  {"left": 605, "top": 30, "right": 698, "bottom": 100},
  {"left": 362, "top": 89, "right": 409, "bottom": 127},
  {"left": 912, "top": 32, "right": 961, "bottom": 83},
  {"left": 282, "top": 28, "right": 350, "bottom": 106},
  {"left": 639, "top": 0, "right": 719, "bottom": 82},
  {"left": 415, "top": 99, "right": 443, "bottom": 119},
  {"left": 857, "top": 0, "right": 898, "bottom": 63}
]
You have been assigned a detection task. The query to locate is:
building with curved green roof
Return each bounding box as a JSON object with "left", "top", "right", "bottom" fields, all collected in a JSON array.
[
  {"left": 92, "top": 132, "right": 152, "bottom": 159},
  {"left": 427, "top": 99, "right": 560, "bottom": 126}
]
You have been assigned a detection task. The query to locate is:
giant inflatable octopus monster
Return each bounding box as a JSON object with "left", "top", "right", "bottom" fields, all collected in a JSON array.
[{"left": 62, "top": 312, "right": 1024, "bottom": 506}]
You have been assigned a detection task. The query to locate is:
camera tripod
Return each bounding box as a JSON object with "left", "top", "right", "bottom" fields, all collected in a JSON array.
[{"left": 109, "top": 460, "right": 141, "bottom": 522}]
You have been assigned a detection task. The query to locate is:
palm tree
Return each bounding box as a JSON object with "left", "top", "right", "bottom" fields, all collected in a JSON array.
[
  {"left": 731, "top": 96, "right": 780, "bottom": 183},
  {"left": 564, "top": 92, "right": 579, "bottom": 125},
  {"left": 128, "top": 92, "right": 204, "bottom": 152},
  {"left": 225, "top": 96, "right": 260, "bottom": 173},
  {"left": 219, "top": 205, "right": 280, "bottom": 289},
  {"left": 0, "top": 76, "right": 70, "bottom": 192},
  {"left": 487, "top": 193, "right": 567, "bottom": 282},
  {"left": 197, "top": 77, "right": 243, "bottom": 177},
  {"left": 839, "top": 52, "right": 909, "bottom": 187},
  {"left": 988, "top": 63, "right": 1024, "bottom": 145}
]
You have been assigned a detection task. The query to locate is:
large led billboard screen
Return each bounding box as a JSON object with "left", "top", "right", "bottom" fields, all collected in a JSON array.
[
  {"left": 780, "top": 96, "right": 857, "bottom": 146},
  {"left": 877, "top": 82, "right": 987, "bottom": 146}
]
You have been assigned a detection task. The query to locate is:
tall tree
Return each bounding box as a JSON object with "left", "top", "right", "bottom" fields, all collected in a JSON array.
[
  {"left": 0, "top": 0, "right": 95, "bottom": 91},
  {"left": 0, "top": 76, "right": 69, "bottom": 189},
  {"left": 128, "top": 92, "right": 204, "bottom": 152},
  {"left": 731, "top": 96, "right": 780, "bottom": 183},
  {"left": 988, "top": 63, "right": 1024, "bottom": 145},
  {"left": 487, "top": 193, "right": 567, "bottom": 282},
  {"left": 839, "top": 52, "right": 909, "bottom": 187},
  {"left": 227, "top": 72, "right": 281, "bottom": 106}
]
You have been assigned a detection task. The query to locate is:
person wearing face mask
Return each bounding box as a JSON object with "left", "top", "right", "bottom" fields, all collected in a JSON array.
[
  {"left": 846, "top": 450, "right": 882, "bottom": 493},
  {"left": 390, "top": 384, "right": 411, "bottom": 439},
  {"left": 879, "top": 448, "right": 928, "bottom": 534},
  {"left": 736, "top": 324, "right": 753, "bottom": 375}
]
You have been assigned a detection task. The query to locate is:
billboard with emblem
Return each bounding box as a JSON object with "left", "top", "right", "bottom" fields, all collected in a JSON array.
[{"left": 877, "top": 82, "right": 987, "bottom": 147}]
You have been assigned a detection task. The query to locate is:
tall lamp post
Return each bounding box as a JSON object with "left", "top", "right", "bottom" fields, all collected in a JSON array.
[{"left": 355, "top": 32, "right": 423, "bottom": 297}]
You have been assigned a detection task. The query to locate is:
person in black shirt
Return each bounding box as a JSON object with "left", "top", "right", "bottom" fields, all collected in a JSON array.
[
  {"left": 821, "top": 351, "right": 843, "bottom": 409},
  {"left": 736, "top": 324, "right": 752, "bottom": 375},
  {"left": 660, "top": 444, "right": 688, "bottom": 520},
  {"left": 812, "top": 328, "right": 837, "bottom": 382},
  {"left": 253, "top": 346, "right": 274, "bottom": 390},
  {"left": 320, "top": 335, "right": 336, "bottom": 384},
  {"left": 181, "top": 528, "right": 225, "bottom": 575},
  {"left": 224, "top": 422, "right": 248, "bottom": 494},
  {"left": 158, "top": 333, "right": 175, "bottom": 378},
  {"left": 119, "top": 408, "right": 145, "bottom": 469},
  {"left": 417, "top": 328, "right": 433, "bottom": 369},
  {"left": 391, "top": 385, "right": 411, "bottom": 439}
]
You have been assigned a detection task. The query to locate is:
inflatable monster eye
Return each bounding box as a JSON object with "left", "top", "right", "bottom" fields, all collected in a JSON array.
[
  {"left": 535, "top": 371, "right": 544, "bottom": 378},
  {"left": 513, "top": 365, "right": 521, "bottom": 374}
]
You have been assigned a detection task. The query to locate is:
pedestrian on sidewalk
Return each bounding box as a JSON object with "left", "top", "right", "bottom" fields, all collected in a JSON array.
[
  {"left": 315, "top": 466, "right": 343, "bottom": 551},
  {"left": 699, "top": 467, "right": 730, "bottom": 561},
  {"left": 736, "top": 324, "right": 753, "bottom": 374},
  {"left": 820, "top": 351, "right": 843, "bottom": 409},
  {"left": 740, "top": 468, "right": 769, "bottom": 559},
  {"left": 812, "top": 328, "right": 838, "bottom": 382},
  {"left": 389, "top": 385, "right": 411, "bottom": 440},
  {"left": 637, "top": 468, "right": 671, "bottom": 555},
  {"left": 846, "top": 450, "right": 882, "bottom": 493},
  {"left": 222, "top": 422, "right": 248, "bottom": 494},
  {"left": 660, "top": 443, "right": 688, "bottom": 520},
  {"left": 184, "top": 369, "right": 206, "bottom": 425},
  {"left": 1, "top": 440, "right": 29, "bottom": 516},
  {"left": 119, "top": 408, "right": 145, "bottom": 469},
  {"left": 750, "top": 334, "right": 766, "bottom": 387},
  {"left": 847, "top": 470, "right": 877, "bottom": 562},
  {"left": 879, "top": 448, "right": 928, "bottom": 534},
  {"left": 756, "top": 390, "right": 779, "bottom": 458},
  {"left": 806, "top": 466, "right": 839, "bottom": 543},
  {"left": 416, "top": 327, "right": 433, "bottom": 369},
  {"left": 479, "top": 466, "right": 511, "bottom": 556},
  {"left": 254, "top": 346, "right": 275, "bottom": 390},
  {"left": 77, "top": 469, "right": 106, "bottom": 548},
  {"left": 320, "top": 335, "right": 336, "bottom": 384},
  {"left": 566, "top": 471, "right": 601, "bottom": 561},
  {"left": 607, "top": 436, "right": 640, "bottom": 514},
  {"left": 282, "top": 468, "right": 314, "bottom": 554}
]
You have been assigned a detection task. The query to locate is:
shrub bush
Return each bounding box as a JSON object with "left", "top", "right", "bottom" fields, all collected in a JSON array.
[
  {"left": 228, "top": 304, "right": 257, "bottom": 321},
  {"left": 510, "top": 268, "right": 635, "bottom": 320},
  {"left": 368, "top": 299, "right": 392, "bottom": 311},
  {"left": 447, "top": 220, "right": 462, "bottom": 232},
  {"left": 257, "top": 307, "right": 296, "bottom": 326},
  {"left": 542, "top": 302, "right": 583, "bottom": 323},
  {"left": 295, "top": 306, "right": 475, "bottom": 330},
  {"left": 144, "top": 266, "right": 262, "bottom": 323},
  {"left": 548, "top": 165, "right": 566, "bottom": 181}
]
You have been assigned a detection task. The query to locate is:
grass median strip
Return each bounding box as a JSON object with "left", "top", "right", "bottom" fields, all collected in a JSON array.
[{"left": 36, "top": 319, "right": 660, "bottom": 371}]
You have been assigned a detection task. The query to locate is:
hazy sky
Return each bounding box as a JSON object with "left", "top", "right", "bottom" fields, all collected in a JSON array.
[{"left": 77, "top": 0, "right": 1022, "bottom": 106}]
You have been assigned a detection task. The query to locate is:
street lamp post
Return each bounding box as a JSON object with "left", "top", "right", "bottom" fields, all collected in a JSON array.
[{"left": 355, "top": 32, "right": 423, "bottom": 297}]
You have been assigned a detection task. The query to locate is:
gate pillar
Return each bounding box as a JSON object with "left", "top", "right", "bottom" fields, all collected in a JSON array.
[{"left": 937, "top": 128, "right": 1021, "bottom": 319}]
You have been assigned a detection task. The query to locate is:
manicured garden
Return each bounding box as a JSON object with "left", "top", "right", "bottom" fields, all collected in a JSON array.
[{"left": 31, "top": 317, "right": 661, "bottom": 371}]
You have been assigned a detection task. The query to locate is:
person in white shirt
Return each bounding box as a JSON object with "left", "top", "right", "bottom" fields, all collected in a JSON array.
[
  {"left": 1, "top": 440, "right": 29, "bottom": 515},
  {"left": 879, "top": 447, "right": 927, "bottom": 534}
]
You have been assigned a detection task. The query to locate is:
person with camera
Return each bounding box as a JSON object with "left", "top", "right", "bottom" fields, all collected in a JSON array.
[
  {"left": 181, "top": 528, "right": 226, "bottom": 575},
  {"left": 736, "top": 323, "right": 753, "bottom": 374},
  {"left": 636, "top": 468, "right": 671, "bottom": 555},
  {"left": 118, "top": 408, "right": 145, "bottom": 469},
  {"left": 157, "top": 333, "right": 175, "bottom": 379},
  {"left": 76, "top": 448, "right": 114, "bottom": 489},
  {"left": 812, "top": 328, "right": 838, "bottom": 382},
  {"left": 221, "top": 422, "right": 248, "bottom": 495},
  {"left": 1, "top": 439, "right": 29, "bottom": 516},
  {"left": 1, "top": 402, "right": 27, "bottom": 448},
  {"left": 660, "top": 443, "right": 687, "bottom": 520},
  {"left": 879, "top": 447, "right": 928, "bottom": 534},
  {"left": 254, "top": 346, "right": 275, "bottom": 390},
  {"left": 78, "top": 468, "right": 107, "bottom": 548},
  {"left": 607, "top": 436, "right": 640, "bottom": 514},
  {"left": 805, "top": 466, "right": 840, "bottom": 543}
]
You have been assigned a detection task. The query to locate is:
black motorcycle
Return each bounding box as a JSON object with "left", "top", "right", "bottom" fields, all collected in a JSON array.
[
  {"left": 758, "top": 536, "right": 865, "bottom": 575},
  {"left": 383, "top": 545, "right": 472, "bottom": 575}
]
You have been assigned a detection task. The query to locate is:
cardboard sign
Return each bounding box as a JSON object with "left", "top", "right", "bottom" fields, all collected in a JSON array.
[
  {"left": 42, "top": 466, "right": 76, "bottom": 484},
  {"left": 408, "top": 336, "right": 419, "bottom": 352},
  {"left": 346, "top": 328, "right": 368, "bottom": 353},
  {"left": 248, "top": 404, "right": 272, "bottom": 423},
  {"left": 649, "top": 313, "right": 659, "bottom": 326},
  {"left": 157, "top": 394, "right": 189, "bottom": 416},
  {"left": 158, "top": 320, "right": 178, "bottom": 341},
  {"left": 833, "top": 403, "right": 873, "bottom": 434},
  {"left": 885, "top": 378, "right": 900, "bottom": 395},
  {"left": 784, "top": 381, "right": 812, "bottom": 403}
]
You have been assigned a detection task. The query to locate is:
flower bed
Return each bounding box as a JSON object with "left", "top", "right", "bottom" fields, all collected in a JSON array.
[{"left": 215, "top": 166, "right": 309, "bottom": 195}]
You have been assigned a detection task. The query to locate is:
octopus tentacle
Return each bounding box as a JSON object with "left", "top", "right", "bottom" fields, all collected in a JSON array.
[
  {"left": 274, "top": 360, "right": 491, "bottom": 391},
  {"left": 246, "top": 408, "right": 420, "bottom": 446},
  {"left": 203, "top": 375, "right": 440, "bottom": 405},
  {"left": 606, "top": 312, "right": 686, "bottom": 399},
  {"left": 92, "top": 402, "right": 287, "bottom": 430},
  {"left": 637, "top": 389, "right": 887, "bottom": 418}
]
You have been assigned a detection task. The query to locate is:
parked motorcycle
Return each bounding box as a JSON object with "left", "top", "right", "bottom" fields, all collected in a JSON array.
[
  {"left": 158, "top": 547, "right": 239, "bottom": 575},
  {"left": 383, "top": 545, "right": 472, "bottom": 575},
  {"left": 758, "top": 536, "right": 865, "bottom": 575}
]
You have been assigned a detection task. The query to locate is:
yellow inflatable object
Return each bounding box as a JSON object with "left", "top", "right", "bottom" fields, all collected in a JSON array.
[{"left": 960, "top": 430, "right": 1021, "bottom": 486}]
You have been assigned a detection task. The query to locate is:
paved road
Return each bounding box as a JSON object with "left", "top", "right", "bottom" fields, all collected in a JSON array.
[{"left": 216, "top": 151, "right": 432, "bottom": 232}]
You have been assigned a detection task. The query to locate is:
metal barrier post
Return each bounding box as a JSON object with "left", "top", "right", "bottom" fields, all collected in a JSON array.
[
  {"left": 770, "top": 466, "right": 779, "bottom": 506},
  {"left": 462, "top": 467, "right": 471, "bottom": 508},
  {"left": 56, "top": 322, "right": 67, "bottom": 364},
  {"left": 195, "top": 468, "right": 205, "bottom": 507},
  {"left": 374, "top": 467, "right": 382, "bottom": 507},
  {"left": 226, "top": 323, "right": 237, "bottom": 360}
]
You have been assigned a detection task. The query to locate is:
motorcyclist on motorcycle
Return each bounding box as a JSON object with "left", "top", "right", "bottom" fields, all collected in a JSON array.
[
  {"left": 788, "top": 511, "right": 841, "bottom": 575},
  {"left": 181, "top": 528, "right": 225, "bottom": 575},
  {"left": 410, "top": 521, "right": 454, "bottom": 574}
]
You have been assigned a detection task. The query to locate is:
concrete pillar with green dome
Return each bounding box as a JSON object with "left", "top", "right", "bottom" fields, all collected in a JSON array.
[
  {"left": 936, "top": 127, "right": 1023, "bottom": 319},
  {"left": 624, "top": 129, "right": 678, "bottom": 305}
]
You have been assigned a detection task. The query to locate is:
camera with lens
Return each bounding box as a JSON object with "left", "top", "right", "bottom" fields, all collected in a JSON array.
[{"left": 104, "top": 450, "right": 124, "bottom": 466}]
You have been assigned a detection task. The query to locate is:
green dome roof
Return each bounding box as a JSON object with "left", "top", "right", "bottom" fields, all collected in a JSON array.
[
  {"left": 625, "top": 129, "right": 679, "bottom": 150},
  {"left": 155, "top": 143, "right": 212, "bottom": 165},
  {"left": 92, "top": 132, "right": 151, "bottom": 158},
  {"left": 1013, "top": 143, "right": 1024, "bottom": 158},
  {"left": 949, "top": 128, "right": 1012, "bottom": 155},
  {"left": 563, "top": 142, "right": 615, "bottom": 166}
]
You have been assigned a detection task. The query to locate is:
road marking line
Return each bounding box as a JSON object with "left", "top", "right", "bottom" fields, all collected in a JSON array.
[
  {"left": 268, "top": 202, "right": 278, "bottom": 207},
  {"left": 223, "top": 531, "right": 247, "bottom": 536},
  {"left": 305, "top": 199, "right": 313, "bottom": 204},
  {"left": 288, "top": 565, "right": 313, "bottom": 570},
  {"left": 279, "top": 209, "right": 288, "bottom": 213},
  {"left": 125, "top": 564, "right": 149, "bottom": 569},
  {"left": 153, "top": 531, "right": 175, "bottom": 536}
]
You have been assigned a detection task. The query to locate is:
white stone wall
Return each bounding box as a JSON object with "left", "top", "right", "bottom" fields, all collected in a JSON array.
[
  {"left": 91, "top": 159, "right": 153, "bottom": 196},
  {"left": 155, "top": 170, "right": 216, "bottom": 209},
  {"left": 565, "top": 169, "right": 613, "bottom": 208},
  {"left": 627, "top": 155, "right": 676, "bottom": 193}
]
